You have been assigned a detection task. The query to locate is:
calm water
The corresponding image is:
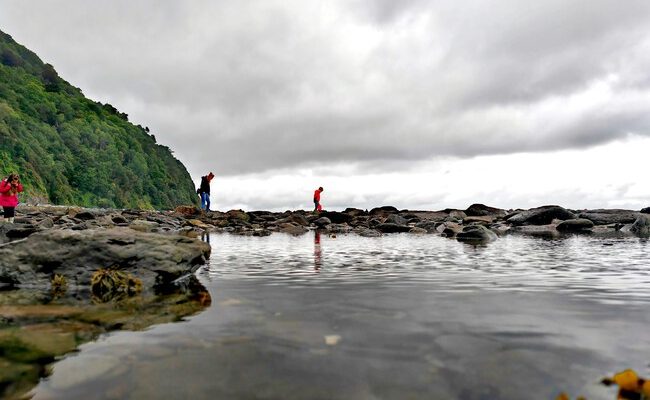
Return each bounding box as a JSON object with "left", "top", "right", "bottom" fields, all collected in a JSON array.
[{"left": 26, "top": 233, "right": 650, "bottom": 399}]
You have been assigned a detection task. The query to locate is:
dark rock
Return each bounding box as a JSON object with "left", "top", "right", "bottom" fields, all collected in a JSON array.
[
  {"left": 414, "top": 221, "right": 440, "bottom": 233},
  {"left": 0, "top": 223, "right": 39, "bottom": 240},
  {"left": 369, "top": 206, "right": 399, "bottom": 216},
  {"left": 456, "top": 225, "right": 497, "bottom": 242},
  {"left": 0, "top": 228, "right": 210, "bottom": 289},
  {"left": 376, "top": 223, "right": 411, "bottom": 233},
  {"left": 507, "top": 206, "right": 575, "bottom": 226},
  {"left": 578, "top": 209, "right": 641, "bottom": 225},
  {"left": 111, "top": 215, "right": 129, "bottom": 224},
  {"left": 74, "top": 211, "right": 96, "bottom": 220},
  {"left": 556, "top": 219, "right": 594, "bottom": 233},
  {"left": 465, "top": 204, "right": 506, "bottom": 217},
  {"left": 278, "top": 223, "right": 308, "bottom": 235},
  {"left": 384, "top": 214, "right": 408, "bottom": 225},
  {"left": 343, "top": 208, "right": 368, "bottom": 217},
  {"left": 441, "top": 222, "right": 463, "bottom": 238},
  {"left": 319, "top": 211, "right": 353, "bottom": 224},
  {"left": 313, "top": 217, "right": 332, "bottom": 227},
  {"left": 226, "top": 209, "right": 249, "bottom": 222},
  {"left": 641, "top": 207, "right": 650, "bottom": 214}
]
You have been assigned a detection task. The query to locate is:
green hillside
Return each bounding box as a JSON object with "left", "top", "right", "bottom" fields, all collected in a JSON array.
[{"left": 0, "top": 30, "right": 198, "bottom": 209}]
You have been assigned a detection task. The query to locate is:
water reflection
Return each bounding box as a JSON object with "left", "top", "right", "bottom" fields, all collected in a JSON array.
[
  {"left": 9, "top": 233, "right": 650, "bottom": 400},
  {"left": 314, "top": 231, "right": 322, "bottom": 271},
  {"left": 0, "top": 277, "right": 211, "bottom": 399}
]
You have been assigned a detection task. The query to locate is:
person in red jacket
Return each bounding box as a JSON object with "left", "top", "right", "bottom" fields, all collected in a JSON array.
[
  {"left": 313, "top": 187, "right": 323, "bottom": 213},
  {"left": 0, "top": 173, "right": 23, "bottom": 223}
]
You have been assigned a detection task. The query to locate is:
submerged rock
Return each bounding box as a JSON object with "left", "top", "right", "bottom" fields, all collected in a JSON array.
[{"left": 456, "top": 225, "right": 497, "bottom": 242}]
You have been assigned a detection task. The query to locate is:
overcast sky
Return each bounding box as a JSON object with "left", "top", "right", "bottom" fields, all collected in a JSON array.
[{"left": 2, "top": 0, "right": 649, "bottom": 211}]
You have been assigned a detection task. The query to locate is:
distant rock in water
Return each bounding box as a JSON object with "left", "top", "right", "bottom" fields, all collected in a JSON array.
[{"left": 507, "top": 206, "right": 575, "bottom": 226}]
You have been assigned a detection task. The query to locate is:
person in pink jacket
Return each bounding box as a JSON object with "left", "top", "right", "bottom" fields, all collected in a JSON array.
[{"left": 0, "top": 173, "right": 23, "bottom": 223}]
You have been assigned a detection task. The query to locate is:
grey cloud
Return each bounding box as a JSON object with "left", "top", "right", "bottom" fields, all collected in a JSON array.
[{"left": 2, "top": 0, "right": 650, "bottom": 178}]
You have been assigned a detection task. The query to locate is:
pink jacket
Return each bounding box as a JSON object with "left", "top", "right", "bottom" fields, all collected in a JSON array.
[{"left": 0, "top": 179, "right": 23, "bottom": 207}]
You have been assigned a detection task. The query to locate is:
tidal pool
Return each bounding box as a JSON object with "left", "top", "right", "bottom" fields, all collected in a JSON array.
[{"left": 13, "top": 233, "right": 650, "bottom": 399}]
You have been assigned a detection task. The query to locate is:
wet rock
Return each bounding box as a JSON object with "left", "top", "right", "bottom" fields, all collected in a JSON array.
[
  {"left": 641, "top": 207, "right": 650, "bottom": 214},
  {"left": 414, "top": 220, "right": 440, "bottom": 233},
  {"left": 409, "top": 227, "right": 427, "bottom": 234},
  {"left": 286, "top": 213, "right": 309, "bottom": 226},
  {"left": 510, "top": 224, "right": 560, "bottom": 238},
  {"left": 0, "top": 223, "right": 39, "bottom": 241},
  {"left": 313, "top": 217, "right": 332, "bottom": 228},
  {"left": 73, "top": 211, "right": 96, "bottom": 220},
  {"left": 465, "top": 203, "right": 506, "bottom": 217},
  {"left": 384, "top": 214, "right": 408, "bottom": 225},
  {"left": 463, "top": 216, "right": 494, "bottom": 225},
  {"left": 456, "top": 225, "right": 497, "bottom": 242},
  {"left": 376, "top": 223, "right": 411, "bottom": 233},
  {"left": 358, "top": 229, "right": 381, "bottom": 237},
  {"left": 441, "top": 222, "right": 462, "bottom": 238},
  {"left": 319, "top": 211, "right": 353, "bottom": 224},
  {"left": 556, "top": 219, "right": 594, "bottom": 233},
  {"left": 278, "top": 223, "right": 308, "bottom": 236},
  {"left": 507, "top": 206, "right": 575, "bottom": 226},
  {"left": 578, "top": 209, "right": 641, "bottom": 225},
  {"left": 630, "top": 215, "right": 650, "bottom": 236},
  {"left": 0, "top": 228, "right": 210, "bottom": 289}
]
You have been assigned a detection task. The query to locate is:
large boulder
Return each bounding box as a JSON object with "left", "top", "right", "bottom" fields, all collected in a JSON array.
[
  {"left": 369, "top": 206, "right": 399, "bottom": 217},
  {"left": 506, "top": 206, "right": 575, "bottom": 226},
  {"left": 641, "top": 207, "right": 650, "bottom": 214},
  {"left": 384, "top": 214, "right": 408, "bottom": 225},
  {"left": 578, "top": 209, "right": 641, "bottom": 225},
  {"left": 0, "top": 228, "right": 211, "bottom": 289},
  {"left": 456, "top": 225, "right": 497, "bottom": 243},
  {"left": 465, "top": 204, "right": 506, "bottom": 217}
]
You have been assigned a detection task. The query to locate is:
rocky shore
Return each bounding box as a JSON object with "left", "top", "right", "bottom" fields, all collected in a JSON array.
[{"left": 1, "top": 203, "right": 649, "bottom": 290}]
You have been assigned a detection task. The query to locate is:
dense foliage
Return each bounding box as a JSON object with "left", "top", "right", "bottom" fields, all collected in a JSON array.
[{"left": 0, "top": 30, "right": 198, "bottom": 209}]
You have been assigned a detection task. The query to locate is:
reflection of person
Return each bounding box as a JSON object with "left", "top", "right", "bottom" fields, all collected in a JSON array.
[
  {"left": 313, "top": 186, "right": 323, "bottom": 213},
  {"left": 0, "top": 173, "right": 23, "bottom": 223},
  {"left": 314, "top": 230, "right": 322, "bottom": 271},
  {"left": 197, "top": 172, "right": 215, "bottom": 211}
]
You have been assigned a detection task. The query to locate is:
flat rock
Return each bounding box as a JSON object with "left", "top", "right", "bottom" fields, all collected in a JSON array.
[
  {"left": 578, "top": 209, "right": 641, "bottom": 225},
  {"left": 375, "top": 223, "right": 411, "bottom": 233},
  {"left": 0, "top": 228, "right": 211, "bottom": 289}
]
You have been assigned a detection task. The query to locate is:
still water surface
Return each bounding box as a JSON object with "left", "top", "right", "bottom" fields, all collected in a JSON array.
[{"left": 30, "top": 233, "right": 650, "bottom": 399}]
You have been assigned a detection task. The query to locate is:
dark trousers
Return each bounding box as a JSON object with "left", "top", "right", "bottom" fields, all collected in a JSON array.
[{"left": 3, "top": 207, "right": 15, "bottom": 218}]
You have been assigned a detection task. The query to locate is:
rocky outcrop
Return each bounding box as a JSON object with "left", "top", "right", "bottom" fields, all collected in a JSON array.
[
  {"left": 0, "top": 228, "right": 210, "bottom": 289},
  {"left": 465, "top": 203, "right": 506, "bottom": 217}
]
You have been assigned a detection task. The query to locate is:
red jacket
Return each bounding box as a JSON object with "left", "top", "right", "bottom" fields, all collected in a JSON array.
[
  {"left": 0, "top": 179, "right": 23, "bottom": 207},
  {"left": 313, "top": 190, "right": 321, "bottom": 202}
]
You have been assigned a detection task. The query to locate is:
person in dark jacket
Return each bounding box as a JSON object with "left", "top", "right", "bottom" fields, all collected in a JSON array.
[{"left": 197, "top": 172, "right": 215, "bottom": 211}]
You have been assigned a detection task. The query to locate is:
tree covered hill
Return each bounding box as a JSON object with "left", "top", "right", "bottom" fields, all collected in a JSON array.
[{"left": 0, "top": 30, "right": 198, "bottom": 209}]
